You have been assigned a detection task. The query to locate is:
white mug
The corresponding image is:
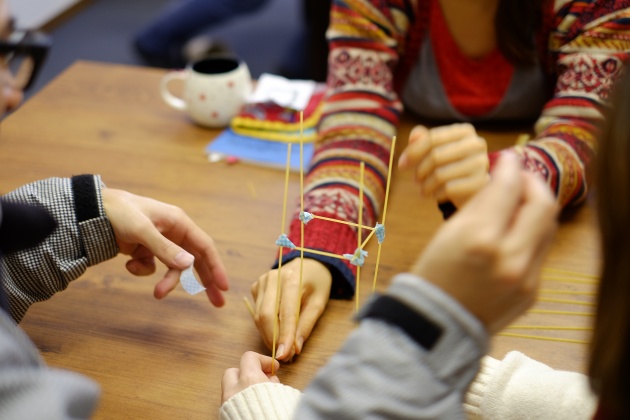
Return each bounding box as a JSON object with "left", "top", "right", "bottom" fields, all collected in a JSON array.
[{"left": 160, "top": 55, "right": 252, "bottom": 128}]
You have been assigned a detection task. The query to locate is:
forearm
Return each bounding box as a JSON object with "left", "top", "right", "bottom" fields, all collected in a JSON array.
[
  {"left": 496, "top": 1, "right": 630, "bottom": 208},
  {"left": 2, "top": 175, "right": 118, "bottom": 322},
  {"left": 279, "top": 0, "right": 406, "bottom": 295},
  {"left": 295, "top": 273, "right": 488, "bottom": 419}
]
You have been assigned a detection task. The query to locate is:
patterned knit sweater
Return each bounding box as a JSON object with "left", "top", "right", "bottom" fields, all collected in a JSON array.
[{"left": 279, "top": 0, "right": 630, "bottom": 297}]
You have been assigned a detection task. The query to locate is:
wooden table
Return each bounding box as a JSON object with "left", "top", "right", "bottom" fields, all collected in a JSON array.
[{"left": 0, "top": 61, "right": 599, "bottom": 419}]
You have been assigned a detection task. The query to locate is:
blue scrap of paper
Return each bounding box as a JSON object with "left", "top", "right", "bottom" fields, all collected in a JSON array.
[{"left": 205, "top": 129, "right": 314, "bottom": 171}]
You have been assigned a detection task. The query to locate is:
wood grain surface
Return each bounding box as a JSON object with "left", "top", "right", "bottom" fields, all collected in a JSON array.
[{"left": 0, "top": 61, "right": 599, "bottom": 419}]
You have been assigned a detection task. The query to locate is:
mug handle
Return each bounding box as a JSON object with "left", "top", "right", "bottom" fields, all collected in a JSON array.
[{"left": 160, "top": 71, "right": 188, "bottom": 111}]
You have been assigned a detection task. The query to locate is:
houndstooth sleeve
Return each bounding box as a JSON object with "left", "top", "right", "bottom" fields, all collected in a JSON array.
[{"left": 1, "top": 175, "right": 118, "bottom": 322}]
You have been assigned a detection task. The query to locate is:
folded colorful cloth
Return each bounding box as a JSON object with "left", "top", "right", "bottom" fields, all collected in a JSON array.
[{"left": 230, "top": 83, "right": 326, "bottom": 143}]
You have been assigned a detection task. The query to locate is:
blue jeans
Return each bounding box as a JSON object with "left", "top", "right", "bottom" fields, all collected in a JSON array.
[{"left": 134, "top": 0, "right": 268, "bottom": 67}]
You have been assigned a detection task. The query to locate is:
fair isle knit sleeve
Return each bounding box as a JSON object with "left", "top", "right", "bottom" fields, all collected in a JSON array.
[
  {"left": 1, "top": 175, "right": 118, "bottom": 323},
  {"left": 278, "top": 0, "right": 414, "bottom": 298},
  {"left": 489, "top": 0, "right": 630, "bottom": 208}
]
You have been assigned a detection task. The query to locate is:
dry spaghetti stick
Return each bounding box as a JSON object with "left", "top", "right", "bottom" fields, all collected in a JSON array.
[
  {"left": 296, "top": 112, "right": 306, "bottom": 344},
  {"left": 243, "top": 296, "right": 255, "bottom": 318},
  {"left": 356, "top": 161, "right": 365, "bottom": 313},
  {"left": 373, "top": 136, "right": 396, "bottom": 292},
  {"left": 542, "top": 267, "right": 598, "bottom": 279},
  {"left": 312, "top": 214, "right": 375, "bottom": 230},
  {"left": 292, "top": 247, "right": 346, "bottom": 259},
  {"left": 541, "top": 275, "right": 598, "bottom": 285},
  {"left": 529, "top": 309, "right": 594, "bottom": 316},
  {"left": 539, "top": 289, "right": 596, "bottom": 296},
  {"left": 372, "top": 246, "right": 385, "bottom": 293},
  {"left": 515, "top": 134, "right": 530, "bottom": 146},
  {"left": 247, "top": 181, "right": 257, "bottom": 199},
  {"left": 498, "top": 332, "right": 588, "bottom": 345},
  {"left": 271, "top": 143, "right": 293, "bottom": 374},
  {"left": 537, "top": 297, "right": 595, "bottom": 307},
  {"left": 507, "top": 325, "right": 592, "bottom": 331}
]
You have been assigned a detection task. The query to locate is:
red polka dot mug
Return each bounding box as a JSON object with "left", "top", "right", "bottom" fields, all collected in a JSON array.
[{"left": 160, "top": 55, "right": 252, "bottom": 128}]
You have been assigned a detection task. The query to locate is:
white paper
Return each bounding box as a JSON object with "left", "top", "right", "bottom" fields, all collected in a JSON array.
[
  {"left": 180, "top": 264, "right": 206, "bottom": 295},
  {"left": 248, "top": 73, "right": 316, "bottom": 111}
]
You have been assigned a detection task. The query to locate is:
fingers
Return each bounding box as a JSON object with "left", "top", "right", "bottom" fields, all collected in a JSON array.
[
  {"left": 138, "top": 203, "right": 230, "bottom": 302},
  {"left": 433, "top": 173, "right": 490, "bottom": 205},
  {"left": 251, "top": 259, "right": 332, "bottom": 358},
  {"left": 502, "top": 171, "right": 558, "bottom": 287},
  {"left": 221, "top": 352, "right": 280, "bottom": 404},
  {"left": 220, "top": 367, "right": 239, "bottom": 404},
  {"left": 183, "top": 229, "right": 229, "bottom": 293},
  {"left": 422, "top": 153, "right": 489, "bottom": 198},
  {"left": 415, "top": 133, "right": 486, "bottom": 183},
  {"left": 204, "top": 282, "right": 227, "bottom": 307},
  {"left": 126, "top": 255, "right": 156, "bottom": 276},
  {"left": 399, "top": 125, "right": 431, "bottom": 169},
  {"left": 276, "top": 271, "right": 300, "bottom": 360},
  {"left": 125, "top": 244, "right": 156, "bottom": 275},
  {"left": 407, "top": 153, "right": 558, "bottom": 334},
  {"left": 253, "top": 272, "right": 275, "bottom": 350},
  {"left": 407, "top": 125, "right": 429, "bottom": 145},
  {"left": 251, "top": 279, "right": 260, "bottom": 301},
  {"left": 127, "top": 212, "right": 195, "bottom": 270},
  {"left": 102, "top": 189, "right": 229, "bottom": 306},
  {"left": 483, "top": 171, "right": 557, "bottom": 333},
  {"left": 463, "top": 153, "right": 525, "bottom": 234},
  {"left": 294, "top": 295, "right": 328, "bottom": 355},
  {"left": 255, "top": 268, "right": 299, "bottom": 356},
  {"left": 240, "top": 351, "right": 280, "bottom": 376},
  {"left": 399, "top": 123, "right": 476, "bottom": 169},
  {"left": 153, "top": 267, "right": 182, "bottom": 299},
  {"left": 399, "top": 124, "right": 489, "bottom": 207},
  {"left": 157, "top": 217, "right": 229, "bottom": 297},
  {"left": 222, "top": 367, "right": 239, "bottom": 389}
]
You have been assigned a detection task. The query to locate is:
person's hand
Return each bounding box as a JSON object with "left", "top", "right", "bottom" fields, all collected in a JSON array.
[
  {"left": 411, "top": 153, "right": 558, "bottom": 333},
  {"left": 251, "top": 258, "right": 332, "bottom": 361},
  {"left": 221, "top": 351, "right": 281, "bottom": 404},
  {"left": 398, "top": 123, "right": 490, "bottom": 208},
  {"left": 101, "top": 188, "right": 229, "bottom": 307}
]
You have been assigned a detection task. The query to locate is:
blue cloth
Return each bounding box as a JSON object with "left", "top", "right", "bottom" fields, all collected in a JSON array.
[
  {"left": 275, "top": 234, "right": 296, "bottom": 249},
  {"left": 299, "top": 211, "right": 314, "bottom": 225},
  {"left": 343, "top": 249, "right": 368, "bottom": 267},
  {"left": 375, "top": 223, "right": 385, "bottom": 244}
]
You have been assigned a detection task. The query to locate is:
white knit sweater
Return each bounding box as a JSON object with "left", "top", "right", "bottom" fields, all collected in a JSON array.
[{"left": 219, "top": 351, "right": 597, "bottom": 419}]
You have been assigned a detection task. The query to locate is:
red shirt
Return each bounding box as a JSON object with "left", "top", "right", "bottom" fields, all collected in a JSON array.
[{"left": 430, "top": 0, "right": 514, "bottom": 117}]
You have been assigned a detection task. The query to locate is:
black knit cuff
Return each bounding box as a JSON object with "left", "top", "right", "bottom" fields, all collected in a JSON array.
[
  {"left": 360, "top": 294, "right": 443, "bottom": 350},
  {"left": 72, "top": 175, "right": 100, "bottom": 222},
  {"left": 274, "top": 249, "right": 355, "bottom": 299}
]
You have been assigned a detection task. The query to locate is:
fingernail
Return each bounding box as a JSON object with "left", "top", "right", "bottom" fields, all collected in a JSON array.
[
  {"left": 296, "top": 337, "right": 304, "bottom": 354},
  {"left": 175, "top": 251, "right": 194, "bottom": 268},
  {"left": 276, "top": 344, "right": 285, "bottom": 359},
  {"left": 127, "top": 262, "right": 139, "bottom": 274},
  {"left": 398, "top": 153, "right": 407, "bottom": 168}
]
